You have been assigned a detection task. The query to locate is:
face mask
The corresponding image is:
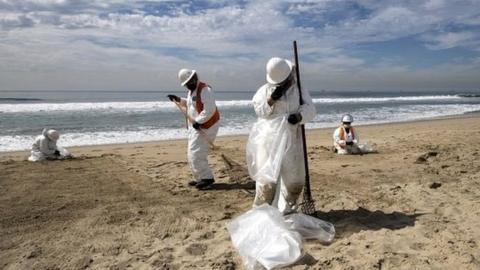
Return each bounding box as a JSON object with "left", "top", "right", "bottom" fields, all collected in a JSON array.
[{"left": 185, "top": 75, "right": 198, "bottom": 91}]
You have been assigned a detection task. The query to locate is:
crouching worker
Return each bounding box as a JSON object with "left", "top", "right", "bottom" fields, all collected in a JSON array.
[
  {"left": 28, "top": 129, "right": 71, "bottom": 161},
  {"left": 248, "top": 57, "right": 316, "bottom": 214},
  {"left": 333, "top": 114, "right": 372, "bottom": 155},
  {"left": 167, "top": 69, "right": 220, "bottom": 190},
  {"left": 333, "top": 114, "right": 358, "bottom": 154}
]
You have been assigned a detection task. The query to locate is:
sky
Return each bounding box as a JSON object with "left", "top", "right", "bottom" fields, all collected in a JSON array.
[{"left": 0, "top": 0, "right": 479, "bottom": 92}]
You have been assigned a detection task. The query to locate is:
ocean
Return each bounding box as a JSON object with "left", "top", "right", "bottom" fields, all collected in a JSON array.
[{"left": 1, "top": 90, "right": 479, "bottom": 152}]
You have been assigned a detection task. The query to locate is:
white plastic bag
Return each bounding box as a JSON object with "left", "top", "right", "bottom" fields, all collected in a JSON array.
[
  {"left": 58, "top": 146, "right": 72, "bottom": 158},
  {"left": 246, "top": 116, "right": 293, "bottom": 184},
  {"left": 357, "top": 142, "right": 375, "bottom": 154},
  {"left": 226, "top": 204, "right": 303, "bottom": 270},
  {"left": 284, "top": 213, "right": 335, "bottom": 243}
]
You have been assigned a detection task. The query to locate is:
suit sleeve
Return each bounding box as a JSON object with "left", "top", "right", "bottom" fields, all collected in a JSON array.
[
  {"left": 252, "top": 85, "right": 274, "bottom": 118},
  {"left": 39, "top": 138, "right": 57, "bottom": 155},
  {"left": 333, "top": 128, "right": 345, "bottom": 145}
]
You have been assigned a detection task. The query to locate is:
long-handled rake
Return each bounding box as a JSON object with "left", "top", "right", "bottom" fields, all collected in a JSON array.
[{"left": 293, "top": 40, "right": 316, "bottom": 216}]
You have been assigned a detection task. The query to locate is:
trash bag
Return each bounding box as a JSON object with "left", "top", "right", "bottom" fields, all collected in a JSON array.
[
  {"left": 357, "top": 142, "right": 376, "bottom": 154},
  {"left": 284, "top": 213, "right": 335, "bottom": 243},
  {"left": 58, "top": 146, "right": 73, "bottom": 158},
  {"left": 226, "top": 204, "right": 303, "bottom": 270},
  {"left": 246, "top": 116, "right": 293, "bottom": 184}
]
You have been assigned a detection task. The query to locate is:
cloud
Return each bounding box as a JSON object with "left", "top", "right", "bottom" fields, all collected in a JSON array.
[
  {"left": 0, "top": 12, "right": 34, "bottom": 29},
  {"left": 423, "top": 31, "right": 480, "bottom": 50},
  {"left": 0, "top": 0, "right": 479, "bottom": 91}
]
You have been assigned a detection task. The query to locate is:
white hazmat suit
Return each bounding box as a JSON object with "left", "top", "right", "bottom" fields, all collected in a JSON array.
[
  {"left": 248, "top": 78, "right": 316, "bottom": 214},
  {"left": 180, "top": 82, "right": 220, "bottom": 181},
  {"left": 28, "top": 129, "right": 60, "bottom": 161}
]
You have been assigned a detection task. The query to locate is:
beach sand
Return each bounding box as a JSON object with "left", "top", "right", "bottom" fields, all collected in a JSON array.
[{"left": 1, "top": 116, "right": 480, "bottom": 269}]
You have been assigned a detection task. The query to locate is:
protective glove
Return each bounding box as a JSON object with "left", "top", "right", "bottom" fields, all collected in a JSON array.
[
  {"left": 54, "top": 150, "right": 61, "bottom": 156},
  {"left": 287, "top": 113, "right": 302, "bottom": 125},
  {"left": 270, "top": 76, "right": 294, "bottom": 101},
  {"left": 270, "top": 86, "right": 285, "bottom": 101},
  {"left": 167, "top": 94, "right": 180, "bottom": 102},
  {"left": 192, "top": 122, "right": 201, "bottom": 130}
]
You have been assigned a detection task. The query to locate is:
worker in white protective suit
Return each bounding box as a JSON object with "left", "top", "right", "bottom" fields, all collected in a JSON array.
[
  {"left": 167, "top": 69, "right": 220, "bottom": 190},
  {"left": 333, "top": 114, "right": 361, "bottom": 155},
  {"left": 28, "top": 129, "right": 63, "bottom": 161},
  {"left": 247, "top": 57, "right": 316, "bottom": 214}
]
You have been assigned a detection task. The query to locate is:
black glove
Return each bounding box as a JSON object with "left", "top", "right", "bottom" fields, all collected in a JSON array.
[
  {"left": 192, "top": 122, "right": 201, "bottom": 130},
  {"left": 270, "top": 75, "right": 294, "bottom": 101},
  {"left": 167, "top": 94, "right": 180, "bottom": 102},
  {"left": 54, "top": 150, "right": 60, "bottom": 156},
  {"left": 270, "top": 86, "right": 285, "bottom": 101},
  {"left": 287, "top": 113, "right": 302, "bottom": 125},
  {"left": 346, "top": 141, "right": 354, "bottom": 146}
]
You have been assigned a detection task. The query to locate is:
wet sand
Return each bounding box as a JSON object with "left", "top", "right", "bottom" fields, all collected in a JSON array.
[{"left": 1, "top": 116, "right": 480, "bottom": 269}]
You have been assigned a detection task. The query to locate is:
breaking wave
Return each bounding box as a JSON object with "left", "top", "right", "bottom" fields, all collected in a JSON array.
[{"left": 0, "top": 95, "right": 466, "bottom": 113}]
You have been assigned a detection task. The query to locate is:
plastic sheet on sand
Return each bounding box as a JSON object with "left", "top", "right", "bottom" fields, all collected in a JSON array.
[{"left": 227, "top": 204, "right": 335, "bottom": 270}]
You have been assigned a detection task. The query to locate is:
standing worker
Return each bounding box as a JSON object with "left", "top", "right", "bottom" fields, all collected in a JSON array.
[
  {"left": 333, "top": 114, "right": 360, "bottom": 154},
  {"left": 167, "top": 69, "right": 220, "bottom": 190},
  {"left": 249, "top": 57, "right": 316, "bottom": 214}
]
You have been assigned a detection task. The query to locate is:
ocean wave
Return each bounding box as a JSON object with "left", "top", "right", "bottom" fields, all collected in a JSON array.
[
  {"left": 311, "top": 95, "right": 461, "bottom": 103},
  {"left": 0, "top": 100, "right": 254, "bottom": 113},
  {"left": 0, "top": 95, "right": 464, "bottom": 113},
  {"left": 0, "top": 98, "right": 43, "bottom": 101},
  {"left": 458, "top": 94, "right": 480, "bottom": 98},
  {"left": 0, "top": 126, "right": 250, "bottom": 152},
  {"left": 2, "top": 103, "right": 480, "bottom": 152}
]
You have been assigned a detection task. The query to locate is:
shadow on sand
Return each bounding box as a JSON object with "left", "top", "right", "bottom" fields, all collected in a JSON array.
[
  {"left": 315, "top": 207, "right": 423, "bottom": 238},
  {"left": 204, "top": 181, "right": 255, "bottom": 193}
]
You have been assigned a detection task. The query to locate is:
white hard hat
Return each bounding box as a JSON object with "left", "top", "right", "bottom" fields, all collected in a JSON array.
[
  {"left": 342, "top": 114, "right": 354, "bottom": 123},
  {"left": 178, "top": 68, "right": 196, "bottom": 86},
  {"left": 47, "top": 129, "right": 60, "bottom": 141},
  {"left": 266, "top": 57, "right": 293, "bottom": 84}
]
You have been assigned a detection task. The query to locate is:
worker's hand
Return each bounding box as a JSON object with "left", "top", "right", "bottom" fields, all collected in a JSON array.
[
  {"left": 270, "top": 75, "right": 294, "bottom": 101},
  {"left": 54, "top": 150, "right": 61, "bottom": 156},
  {"left": 346, "top": 141, "right": 354, "bottom": 146},
  {"left": 167, "top": 94, "right": 181, "bottom": 102},
  {"left": 270, "top": 86, "right": 285, "bottom": 101},
  {"left": 287, "top": 113, "right": 302, "bottom": 125},
  {"left": 192, "top": 122, "right": 201, "bottom": 130}
]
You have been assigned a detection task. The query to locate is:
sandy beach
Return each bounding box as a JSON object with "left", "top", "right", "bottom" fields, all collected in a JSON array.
[{"left": 1, "top": 115, "right": 480, "bottom": 269}]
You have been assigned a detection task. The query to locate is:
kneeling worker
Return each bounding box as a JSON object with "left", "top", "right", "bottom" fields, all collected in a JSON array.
[
  {"left": 333, "top": 114, "right": 361, "bottom": 155},
  {"left": 28, "top": 128, "right": 68, "bottom": 161},
  {"left": 167, "top": 69, "right": 220, "bottom": 190}
]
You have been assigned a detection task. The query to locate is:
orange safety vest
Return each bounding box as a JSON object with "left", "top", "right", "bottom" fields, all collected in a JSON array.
[
  {"left": 339, "top": 126, "right": 355, "bottom": 141},
  {"left": 195, "top": 82, "right": 220, "bottom": 129}
]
